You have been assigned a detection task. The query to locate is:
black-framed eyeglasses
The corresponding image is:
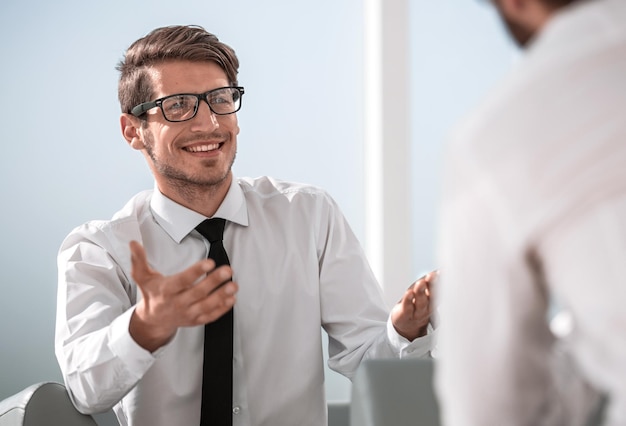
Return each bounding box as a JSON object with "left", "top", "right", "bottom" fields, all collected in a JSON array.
[{"left": 131, "top": 86, "right": 245, "bottom": 122}]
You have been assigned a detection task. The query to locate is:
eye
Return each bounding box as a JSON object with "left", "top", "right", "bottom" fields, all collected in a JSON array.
[
  {"left": 164, "top": 95, "right": 193, "bottom": 111},
  {"left": 208, "top": 93, "right": 232, "bottom": 106},
  {"left": 207, "top": 89, "right": 236, "bottom": 114}
]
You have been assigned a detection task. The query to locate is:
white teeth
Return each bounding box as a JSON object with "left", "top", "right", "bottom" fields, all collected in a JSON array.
[{"left": 186, "top": 143, "right": 219, "bottom": 152}]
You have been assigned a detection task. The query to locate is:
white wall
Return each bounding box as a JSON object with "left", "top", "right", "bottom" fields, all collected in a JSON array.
[{"left": 0, "top": 0, "right": 516, "bottom": 417}]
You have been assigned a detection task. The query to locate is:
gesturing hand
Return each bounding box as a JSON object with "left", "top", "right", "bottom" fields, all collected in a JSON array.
[
  {"left": 128, "top": 240, "right": 238, "bottom": 352},
  {"left": 391, "top": 270, "right": 438, "bottom": 341}
]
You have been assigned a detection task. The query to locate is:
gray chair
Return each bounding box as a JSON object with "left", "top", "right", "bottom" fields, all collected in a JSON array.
[
  {"left": 0, "top": 382, "right": 97, "bottom": 426},
  {"left": 1, "top": 382, "right": 353, "bottom": 426},
  {"left": 350, "top": 358, "right": 440, "bottom": 426},
  {"left": 328, "top": 401, "right": 350, "bottom": 426}
]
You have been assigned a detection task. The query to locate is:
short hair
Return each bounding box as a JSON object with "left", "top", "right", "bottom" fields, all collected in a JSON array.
[
  {"left": 542, "top": 0, "right": 582, "bottom": 8},
  {"left": 116, "top": 25, "right": 240, "bottom": 114}
]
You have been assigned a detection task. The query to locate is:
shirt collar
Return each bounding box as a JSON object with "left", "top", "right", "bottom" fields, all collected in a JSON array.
[{"left": 150, "top": 179, "right": 249, "bottom": 243}]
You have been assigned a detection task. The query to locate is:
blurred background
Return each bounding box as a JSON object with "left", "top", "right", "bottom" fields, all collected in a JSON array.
[{"left": 0, "top": 0, "right": 515, "bottom": 421}]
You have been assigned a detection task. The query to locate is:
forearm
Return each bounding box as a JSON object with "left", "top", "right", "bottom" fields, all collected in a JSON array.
[
  {"left": 55, "top": 308, "right": 155, "bottom": 414},
  {"left": 129, "top": 305, "right": 176, "bottom": 353},
  {"left": 326, "top": 320, "right": 395, "bottom": 380}
]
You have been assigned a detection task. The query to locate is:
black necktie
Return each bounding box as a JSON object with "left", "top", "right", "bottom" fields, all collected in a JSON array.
[{"left": 195, "top": 218, "right": 233, "bottom": 426}]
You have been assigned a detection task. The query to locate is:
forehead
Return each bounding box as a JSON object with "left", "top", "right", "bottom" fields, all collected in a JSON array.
[{"left": 148, "top": 61, "right": 230, "bottom": 96}]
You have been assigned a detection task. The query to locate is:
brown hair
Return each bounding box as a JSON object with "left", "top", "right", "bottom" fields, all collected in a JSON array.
[
  {"left": 542, "top": 0, "right": 579, "bottom": 8},
  {"left": 116, "top": 25, "right": 240, "bottom": 114}
]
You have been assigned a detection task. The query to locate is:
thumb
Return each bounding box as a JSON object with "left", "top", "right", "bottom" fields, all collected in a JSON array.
[{"left": 130, "top": 240, "right": 154, "bottom": 284}]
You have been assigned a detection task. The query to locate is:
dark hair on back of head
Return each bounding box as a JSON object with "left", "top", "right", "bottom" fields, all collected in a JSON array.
[
  {"left": 542, "top": 0, "right": 583, "bottom": 9},
  {"left": 116, "top": 25, "right": 240, "bottom": 115}
]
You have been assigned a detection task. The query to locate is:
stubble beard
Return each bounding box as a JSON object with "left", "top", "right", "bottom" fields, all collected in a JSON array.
[{"left": 143, "top": 131, "right": 237, "bottom": 198}]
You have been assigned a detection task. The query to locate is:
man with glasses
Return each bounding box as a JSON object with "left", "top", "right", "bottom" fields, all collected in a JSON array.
[
  {"left": 435, "top": 0, "right": 626, "bottom": 424},
  {"left": 55, "top": 25, "right": 437, "bottom": 426}
]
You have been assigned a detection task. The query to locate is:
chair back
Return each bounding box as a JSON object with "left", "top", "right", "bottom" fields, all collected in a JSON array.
[
  {"left": 350, "top": 358, "right": 440, "bottom": 426},
  {"left": 0, "top": 382, "right": 97, "bottom": 426}
]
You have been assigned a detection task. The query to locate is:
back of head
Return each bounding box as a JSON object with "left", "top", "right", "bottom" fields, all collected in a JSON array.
[
  {"left": 116, "top": 25, "right": 240, "bottom": 115},
  {"left": 495, "top": 0, "right": 591, "bottom": 47},
  {"left": 542, "top": 0, "right": 580, "bottom": 7}
]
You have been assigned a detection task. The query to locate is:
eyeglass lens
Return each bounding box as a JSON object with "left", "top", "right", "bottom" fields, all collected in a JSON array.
[{"left": 161, "top": 87, "right": 241, "bottom": 121}]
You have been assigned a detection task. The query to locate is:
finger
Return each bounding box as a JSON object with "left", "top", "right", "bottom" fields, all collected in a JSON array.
[
  {"left": 188, "top": 281, "right": 238, "bottom": 324},
  {"left": 195, "top": 297, "right": 236, "bottom": 324},
  {"left": 407, "top": 274, "right": 426, "bottom": 291},
  {"left": 207, "top": 265, "right": 234, "bottom": 294},
  {"left": 411, "top": 300, "right": 432, "bottom": 323},
  {"left": 130, "top": 240, "right": 154, "bottom": 283},
  {"left": 426, "top": 270, "right": 440, "bottom": 287},
  {"left": 401, "top": 288, "right": 417, "bottom": 314},
  {"left": 412, "top": 287, "right": 429, "bottom": 308},
  {"left": 425, "top": 269, "right": 440, "bottom": 299},
  {"left": 167, "top": 278, "right": 237, "bottom": 326},
  {"left": 175, "top": 266, "right": 232, "bottom": 310},
  {"left": 425, "top": 269, "right": 439, "bottom": 281},
  {"left": 410, "top": 282, "right": 431, "bottom": 313},
  {"left": 170, "top": 258, "right": 220, "bottom": 293},
  {"left": 412, "top": 277, "right": 429, "bottom": 296},
  {"left": 193, "top": 264, "right": 232, "bottom": 294}
]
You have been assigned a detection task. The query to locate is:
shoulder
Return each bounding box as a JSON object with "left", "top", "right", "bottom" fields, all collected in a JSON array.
[
  {"left": 237, "top": 176, "right": 333, "bottom": 202},
  {"left": 235, "top": 176, "right": 342, "bottom": 223},
  {"left": 60, "top": 190, "right": 154, "bottom": 252}
]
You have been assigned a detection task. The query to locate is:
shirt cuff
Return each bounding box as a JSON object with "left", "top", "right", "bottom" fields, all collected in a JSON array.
[
  {"left": 107, "top": 307, "right": 167, "bottom": 379},
  {"left": 386, "top": 317, "right": 438, "bottom": 359}
]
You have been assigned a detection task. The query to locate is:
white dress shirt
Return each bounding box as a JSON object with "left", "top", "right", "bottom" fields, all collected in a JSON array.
[
  {"left": 56, "top": 176, "right": 434, "bottom": 426},
  {"left": 435, "top": 0, "right": 626, "bottom": 425}
]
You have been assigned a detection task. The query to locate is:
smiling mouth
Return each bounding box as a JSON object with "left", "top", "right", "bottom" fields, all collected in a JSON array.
[{"left": 184, "top": 143, "right": 221, "bottom": 152}]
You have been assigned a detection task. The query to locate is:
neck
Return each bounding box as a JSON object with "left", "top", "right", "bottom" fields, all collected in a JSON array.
[
  {"left": 497, "top": 0, "right": 559, "bottom": 47},
  {"left": 158, "top": 173, "right": 233, "bottom": 218}
]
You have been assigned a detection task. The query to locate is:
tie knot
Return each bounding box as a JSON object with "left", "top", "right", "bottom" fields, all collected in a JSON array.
[{"left": 196, "top": 218, "right": 226, "bottom": 243}]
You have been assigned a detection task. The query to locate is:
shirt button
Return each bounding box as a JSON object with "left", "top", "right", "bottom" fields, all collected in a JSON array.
[{"left": 232, "top": 406, "right": 241, "bottom": 415}]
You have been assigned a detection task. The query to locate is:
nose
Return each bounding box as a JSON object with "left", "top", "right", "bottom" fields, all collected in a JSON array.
[{"left": 190, "top": 99, "right": 219, "bottom": 131}]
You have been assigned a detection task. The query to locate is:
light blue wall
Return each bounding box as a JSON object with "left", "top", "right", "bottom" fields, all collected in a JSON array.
[
  {"left": 0, "top": 0, "right": 516, "bottom": 416},
  {"left": 409, "top": 0, "right": 517, "bottom": 276},
  {"left": 0, "top": 0, "right": 363, "bottom": 405}
]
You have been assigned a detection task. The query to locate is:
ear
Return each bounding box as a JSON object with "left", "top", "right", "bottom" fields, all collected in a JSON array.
[
  {"left": 120, "top": 113, "right": 145, "bottom": 150},
  {"left": 497, "top": 0, "right": 524, "bottom": 15},
  {"left": 499, "top": 0, "right": 550, "bottom": 25}
]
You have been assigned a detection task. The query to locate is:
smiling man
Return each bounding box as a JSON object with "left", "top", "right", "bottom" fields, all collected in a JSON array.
[{"left": 55, "top": 25, "right": 437, "bottom": 426}]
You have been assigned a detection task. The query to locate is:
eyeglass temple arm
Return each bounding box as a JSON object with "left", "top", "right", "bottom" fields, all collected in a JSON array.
[{"left": 130, "top": 101, "right": 157, "bottom": 117}]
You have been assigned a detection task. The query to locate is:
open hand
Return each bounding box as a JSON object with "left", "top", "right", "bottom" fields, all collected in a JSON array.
[
  {"left": 390, "top": 270, "right": 438, "bottom": 341},
  {"left": 128, "top": 240, "right": 238, "bottom": 352}
]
